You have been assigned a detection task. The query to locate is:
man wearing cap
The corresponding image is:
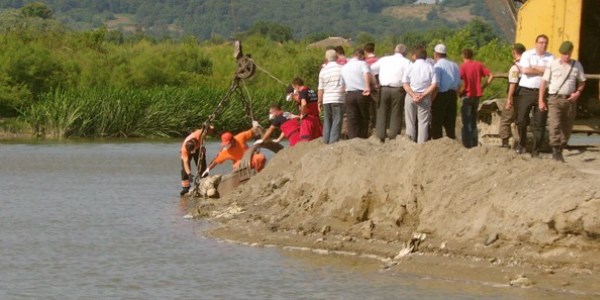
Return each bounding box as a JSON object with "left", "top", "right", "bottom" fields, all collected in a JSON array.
[
  {"left": 431, "top": 43, "right": 460, "bottom": 140},
  {"left": 318, "top": 49, "right": 345, "bottom": 144},
  {"left": 203, "top": 122, "right": 265, "bottom": 177},
  {"left": 402, "top": 46, "right": 438, "bottom": 144},
  {"left": 501, "top": 43, "right": 527, "bottom": 148},
  {"left": 514, "top": 34, "right": 555, "bottom": 156},
  {"left": 341, "top": 48, "right": 373, "bottom": 139},
  {"left": 179, "top": 126, "right": 214, "bottom": 196},
  {"left": 370, "top": 43, "right": 411, "bottom": 142},
  {"left": 538, "top": 41, "right": 586, "bottom": 162},
  {"left": 459, "top": 48, "right": 494, "bottom": 148}
]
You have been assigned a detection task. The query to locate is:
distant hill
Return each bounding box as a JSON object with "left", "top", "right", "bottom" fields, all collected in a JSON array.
[{"left": 0, "top": 0, "right": 506, "bottom": 40}]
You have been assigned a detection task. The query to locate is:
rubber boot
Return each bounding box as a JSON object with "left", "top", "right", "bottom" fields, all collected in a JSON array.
[
  {"left": 531, "top": 139, "right": 540, "bottom": 158},
  {"left": 501, "top": 138, "right": 509, "bottom": 148},
  {"left": 552, "top": 146, "right": 565, "bottom": 162},
  {"left": 180, "top": 186, "right": 190, "bottom": 196}
]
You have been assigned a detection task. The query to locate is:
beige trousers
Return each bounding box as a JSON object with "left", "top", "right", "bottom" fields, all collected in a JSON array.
[{"left": 547, "top": 95, "right": 576, "bottom": 147}]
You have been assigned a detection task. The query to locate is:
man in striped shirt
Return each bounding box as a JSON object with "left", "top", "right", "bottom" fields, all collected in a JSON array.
[{"left": 318, "top": 49, "right": 346, "bottom": 144}]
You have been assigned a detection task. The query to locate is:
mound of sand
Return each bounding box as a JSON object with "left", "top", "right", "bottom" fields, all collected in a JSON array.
[{"left": 198, "top": 137, "right": 600, "bottom": 269}]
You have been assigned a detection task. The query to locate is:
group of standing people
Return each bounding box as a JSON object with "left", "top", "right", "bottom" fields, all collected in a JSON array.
[
  {"left": 283, "top": 42, "right": 493, "bottom": 147},
  {"left": 502, "top": 35, "right": 586, "bottom": 161},
  {"left": 178, "top": 35, "right": 587, "bottom": 195}
]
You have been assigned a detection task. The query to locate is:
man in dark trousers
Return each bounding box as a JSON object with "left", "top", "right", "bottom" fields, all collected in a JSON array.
[
  {"left": 341, "top": 48, "right": 373, "bottom": 139},
  {"left": 459, "top": 48, "right": 494, "bottom": 148},
  {"left": 514, "top": 34, "right": 554, "bottom": 156},
  {"left": 431, "top": 44, "right": 460, "bottom": 140},
  {"left": 501, "top": 43, "right": 526, "bottom": 148}
]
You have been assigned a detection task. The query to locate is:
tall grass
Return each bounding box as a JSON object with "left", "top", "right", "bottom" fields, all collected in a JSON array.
[{"left": 22, "top": 85, "right": 287, "bottom": 138}]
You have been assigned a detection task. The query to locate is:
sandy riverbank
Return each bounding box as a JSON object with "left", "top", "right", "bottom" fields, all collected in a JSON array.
[{"left": 190, "top": 137, "right": 600, "bottom": 296}]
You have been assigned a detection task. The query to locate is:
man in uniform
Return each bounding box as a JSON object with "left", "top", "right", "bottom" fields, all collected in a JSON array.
[
  {"left": 501, "top": 43, "right": 526, "bottom": 148},
  {"left": 514, "top": 34, "right": 555, "bottom": 156},
  {"left": 538, "top": 41, "right": 586, "bottom": 162}
]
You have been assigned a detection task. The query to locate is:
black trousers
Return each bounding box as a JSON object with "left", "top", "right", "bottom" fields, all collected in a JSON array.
[
  {"left": 515, "top": 87, "right": 547, "bottom": 150},
  {"left": 345, "top": 91, "right": 371, "bottom": 139},
  {"left": 430, "top": 90, "right": 457, "bottom": 139},
  {"left": 180, "top": 148, "right": 206, "bottom": 187}
]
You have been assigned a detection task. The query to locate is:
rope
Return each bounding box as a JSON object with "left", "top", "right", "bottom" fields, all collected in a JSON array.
[
  {"left": 240, "top": 79, "right": 255, "bottom": 121},
  {"left": 253, "top": 60, "right": 288, "bottom": 86}
]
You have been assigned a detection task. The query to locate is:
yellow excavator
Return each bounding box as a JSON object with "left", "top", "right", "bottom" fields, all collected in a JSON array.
[{"left": 479, "top": 0, "right": 600, "bottom": 146}]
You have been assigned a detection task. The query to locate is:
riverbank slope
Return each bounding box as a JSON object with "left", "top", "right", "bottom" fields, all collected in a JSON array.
[{"left": 192, "top": 137, "right": 600, "bottom": 295}]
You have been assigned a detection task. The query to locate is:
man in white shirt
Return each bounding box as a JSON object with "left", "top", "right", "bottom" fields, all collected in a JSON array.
[
  {"left": 538, "top": 41, "right": 586, "bottom": 162},
  {"left": 370, "top": 44, "right": 411, "bottom": 142},
  {"left": 402, "top": 47, "right": 438, "bottom": 144},
  {"left": 431, "top": 44, "right": 460, "bottom": 140},
  {"left": 341, "top": 48, "right": 372, "bottom": 139},
  {"left": 515, "top": 34, "right": 555, "bottom": 156},
  {"left": 318, "top": 49, "right": 345, "bottom": 144}
]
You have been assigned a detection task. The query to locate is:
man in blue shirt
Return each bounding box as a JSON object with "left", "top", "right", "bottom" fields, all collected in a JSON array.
[{"left": 431, "top": 44, "right": 460, "bottom": 140}]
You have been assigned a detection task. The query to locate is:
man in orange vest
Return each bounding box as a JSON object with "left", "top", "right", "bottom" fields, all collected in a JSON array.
[
  {"left": 180, "top": 126, "right": 214, "bottom": 196},
  {"left": 202, "top": 122, "right": 266, "bottom": 178}
]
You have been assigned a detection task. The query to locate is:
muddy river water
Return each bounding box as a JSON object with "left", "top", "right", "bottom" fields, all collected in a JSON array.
[{"left": 0, "top": 140, "right": 585, "bottom": 299}]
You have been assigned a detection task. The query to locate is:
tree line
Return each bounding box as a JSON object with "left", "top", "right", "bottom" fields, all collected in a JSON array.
[{"left": 0, "top": 3, "right": 512, "bottom": 138}]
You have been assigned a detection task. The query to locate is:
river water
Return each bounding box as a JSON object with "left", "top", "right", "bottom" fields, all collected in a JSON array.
[{"left": 0, "top": 140, "right": 583, "bottom": 299}]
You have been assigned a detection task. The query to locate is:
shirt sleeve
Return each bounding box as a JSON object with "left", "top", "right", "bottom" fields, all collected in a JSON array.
[
  {"left": 431, "top": 66, "right": 438, "bottom": 84},
  {"left": 481, "top": 63, "right": 491, "bottom": 77},
  {"left": 213, "top": 150, "right": 230, "bottom": 164},
  {"left": 519, "top": 51, "right": 531, "bottom": 68},
  {"left": 402, "top": 64, "right": 412, "bottom": 84},
  {"left": 318, "top": 71, "right": 324, "bottom": 90},
  {"left": 575, "top": 61, "right": 587, "bottom": 82},
  {"left": 370, "top": 59, "right": 381, "bottom": 75},
  {"left": 361, "top": 62, "right": 371, "bottom": 74},
  {"left": 542, "top": 67, "right": 551, "bottom": 82},
  {"left": 235, "top": 129, "right": 254, "bottom": 145},
  {"left": 299, "top": 89, "right": 309, "bottom": 102},
  {"left": 508, "top": 65, "right": 520, "bottom": 84}
]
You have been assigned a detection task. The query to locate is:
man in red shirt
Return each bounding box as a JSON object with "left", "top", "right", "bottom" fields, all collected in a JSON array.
[{"left": 459, "top": 48, "right": 494, "bottom": 148}]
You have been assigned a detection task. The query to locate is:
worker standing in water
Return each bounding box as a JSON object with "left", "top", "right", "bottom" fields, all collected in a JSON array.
[{"left": 179, "top": 126, "right": 214, "bottom": 196}]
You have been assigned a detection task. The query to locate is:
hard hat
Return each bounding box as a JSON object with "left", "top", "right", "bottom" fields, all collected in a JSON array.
[{"left": 221, "top": 132, "right": 233, "bottom": 147}]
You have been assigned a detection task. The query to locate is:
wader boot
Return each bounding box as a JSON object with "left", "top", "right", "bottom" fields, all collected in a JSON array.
[{"left": 552, "top": 146, "right": 565, "bottom": 162}]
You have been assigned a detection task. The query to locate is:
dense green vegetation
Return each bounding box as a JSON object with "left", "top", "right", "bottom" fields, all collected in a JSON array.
[
  {"left": 0, "top": 0, "right": 497, "bottom": 40},
  {"left": 0, "top": 4, "right": 512, "bottom": 138}
]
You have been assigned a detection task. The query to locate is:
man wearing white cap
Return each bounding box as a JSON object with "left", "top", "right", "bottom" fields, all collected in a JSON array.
[{"left": 431, "top": 44, "right": 460, "bottom": 140}]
